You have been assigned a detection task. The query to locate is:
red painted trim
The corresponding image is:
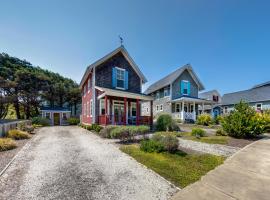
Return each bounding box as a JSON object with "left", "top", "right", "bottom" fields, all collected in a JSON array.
[
  {"left": 124, "top": 97, "right": 127, "bottom": 125},
  {"left": 105, "top": 95, "right": 108, "bottom": 125},
  {"left": 136, "top": 99, "right": 139, "bottom": 125}
]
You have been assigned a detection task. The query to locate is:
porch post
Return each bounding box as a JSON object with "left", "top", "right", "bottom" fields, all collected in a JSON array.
[
  {"left": 105, "top": 95, "right": 108, "bottom": 125},
  {"left": 181, "top": 101, "right": 185, "bottom": 121},
  {"left": 124, "top": 97, "right": 127, "bottom": 125},
  {"left": 193, "top": 101, "right": 196, "bottom": 121},
  {"left": 202, "top": 102, "right": 205, "bottom": 114},
  {"left": 136, "top": 99, "right": 139, "bottom": 125},
  {"left": 150, "top": 100, "right": 153, "bottom": 128}
]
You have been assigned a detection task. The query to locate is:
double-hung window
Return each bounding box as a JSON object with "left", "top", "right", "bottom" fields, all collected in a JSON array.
[
  {"left": 181, "top": 80, "right": 190, "bottom": 95},
  {"left": 116, "top": 68, "right": 125, "bottom": 89}
]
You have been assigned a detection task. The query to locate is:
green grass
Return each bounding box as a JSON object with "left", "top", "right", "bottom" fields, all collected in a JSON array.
[{"left": 120, "top": 145, "right": 225, "bottom": 188}]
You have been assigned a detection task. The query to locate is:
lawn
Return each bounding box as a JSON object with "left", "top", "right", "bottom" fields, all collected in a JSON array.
[{"left": 120, "top": 145, "right": 225, "bottom": 188}]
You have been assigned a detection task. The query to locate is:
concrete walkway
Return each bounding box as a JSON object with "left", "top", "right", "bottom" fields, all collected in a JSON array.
[{"left": 171, "top": 137, "right": 270, "bottom": 200}]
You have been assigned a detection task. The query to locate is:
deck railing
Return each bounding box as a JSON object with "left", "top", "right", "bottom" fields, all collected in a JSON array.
[{"left": 98, "top": 115, "right": 152, "bottom": 126}]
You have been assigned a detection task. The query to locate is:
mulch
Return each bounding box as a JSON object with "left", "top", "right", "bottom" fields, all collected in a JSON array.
[{"left": 0, "top": 139, "right": 29, "bottom": 173}]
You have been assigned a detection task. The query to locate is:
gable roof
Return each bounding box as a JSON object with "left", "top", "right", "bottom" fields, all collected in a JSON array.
[
  {"left": 222, "top": 84, "right": 270, "bottom": 105},
  {"left": 144, "top": 64, "right": 205, "bottom": 95},
  {"left": 80, "top": 46, "right": 147, "bottom": 88},
  {"left": 199, "top": 90, "right": 220, "bottom": 100}
]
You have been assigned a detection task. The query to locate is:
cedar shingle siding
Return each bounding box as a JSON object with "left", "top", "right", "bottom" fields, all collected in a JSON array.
[
  {"left": 172, "top": 69, "right": 198, "bottom": 100},
  {"left": 95, "top": 52, "right": 141, "bottom": 93}
]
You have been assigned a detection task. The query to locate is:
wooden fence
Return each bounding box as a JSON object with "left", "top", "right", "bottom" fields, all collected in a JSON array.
[{"left": 0, "top": 120, "right": 31, "bottom": 137}]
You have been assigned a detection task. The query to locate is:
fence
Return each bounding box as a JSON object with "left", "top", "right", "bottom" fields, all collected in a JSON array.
[{"left": 0, "top": 120, "right": 31, "bottom": 137}]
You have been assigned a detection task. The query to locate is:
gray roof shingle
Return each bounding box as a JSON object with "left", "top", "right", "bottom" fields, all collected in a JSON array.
[
  {"left": 222, "top": 85, "right": 270, "bottom": 105},
  {"left": 144, "top": 64, "right": 204, "bottom": 94}
]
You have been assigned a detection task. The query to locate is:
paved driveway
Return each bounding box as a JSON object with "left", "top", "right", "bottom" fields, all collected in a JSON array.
[{"left": 0, "top": 126, "right": 177, "bottom": 200}]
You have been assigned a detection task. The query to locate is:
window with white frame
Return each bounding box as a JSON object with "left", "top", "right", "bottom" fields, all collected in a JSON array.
[
  {"left": 45, "top": 112, "right": 50, "bottom": 119},
  {"left": 155, "top": 91, "right": 160, "bottom": 100},
  {"left": 164, "top": 87, "right": 170, "bottom": 96},
  {"left": 176, "top": 104, "right": 180, "bottom": 112},
  {"left": 88, "top": 78, "right": 91, "bottom": 91},
  {"left": 182, "top": 81, "right": 189, "bottom": 95},
  {"left": 116, "top": 68, "right": 125, "bottom": 88},
  {"left": 90, "top": 100, "right": 93, "bottom": 117},
  {"left": 156, "top": 105, "right": 159, "bottom": 111},
  {"left": 131, "top": 103, "right": 137, "bottom": 117},
  {"left": 87, "top": 101, "right": 89, "bottom": 116},
  {"left": 256, "top": 103, "right": 262, "bottom": 111},
  {"left": 160, "top": 105, "right": 163, "bottom": 111},
  {"left": 100, "top": 99, "right": 105, "bottom": 115}
]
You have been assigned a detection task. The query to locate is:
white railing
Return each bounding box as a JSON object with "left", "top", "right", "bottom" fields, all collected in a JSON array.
[
  {"left": 184, "top": 112, "right": 194, "bottom": 120},
  {"left": 172, "top": 112, "right": 196, "bottom": 121}
]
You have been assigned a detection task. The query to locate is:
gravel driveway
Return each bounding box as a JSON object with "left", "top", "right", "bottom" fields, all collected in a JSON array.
[{"left": 0, "top": 126, "right": 177, "bottom": 200}]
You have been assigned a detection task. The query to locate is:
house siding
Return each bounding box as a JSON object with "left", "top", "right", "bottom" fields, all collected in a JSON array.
[
  {"left": 95, "top": 52, "right": 141, "bottom": 94},
  {"left": 172, "top": 69, "right": 198, "bottom": 100},
  {"left": 81, "top": 74, "right": 94, "bottom": 124}
]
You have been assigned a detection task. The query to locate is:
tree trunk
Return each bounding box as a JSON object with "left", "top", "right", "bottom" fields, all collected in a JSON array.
[{"left": 14, "top": 100, "right": 21, "bottom": 119}]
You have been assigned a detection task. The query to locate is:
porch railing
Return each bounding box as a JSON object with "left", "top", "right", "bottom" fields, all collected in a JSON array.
[{"left": 98, "top": 115, "right": 152, "bottom": 126}]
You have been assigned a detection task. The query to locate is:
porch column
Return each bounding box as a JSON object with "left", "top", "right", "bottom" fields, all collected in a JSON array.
[
  {"left": 136, "top": 99, "right": 139, "bottom": 125},
  {"left": 181, "top": 101, "right": 185, "bottom": 120},
  {"left": 124, "top": 97, "right": 127, "bottom": 125},
  {"left": 150, "top": 100, "right": 153, "bottom": 128},
  {"left": 202, "top": 102, "right": 205, "bottom": 114},
  {"left": 193, "top": 101, "right": 196, "bottom": 121},
  {"left": 105, "top": 95, "right": 108, "bottom": 125}
]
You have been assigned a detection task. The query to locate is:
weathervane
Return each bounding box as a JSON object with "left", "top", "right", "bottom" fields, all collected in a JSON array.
[{"left": 119, "top": 35, "right": 123, "bottom": 46}]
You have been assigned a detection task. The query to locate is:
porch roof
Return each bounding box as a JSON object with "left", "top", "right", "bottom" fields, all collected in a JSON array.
[
  {"left": 95, "top": 86, "right": 153, "bottom": 101},
  {"left": 170, "top": 96, "right": 213, "bottom": 104}
]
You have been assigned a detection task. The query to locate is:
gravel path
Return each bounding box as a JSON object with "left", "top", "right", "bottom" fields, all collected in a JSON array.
[
  {"left": 178, "top": 138, "right": 240, "bottom": 156},
  {"left": 0, "top": 126, "right": 177, "bottom": 200}
]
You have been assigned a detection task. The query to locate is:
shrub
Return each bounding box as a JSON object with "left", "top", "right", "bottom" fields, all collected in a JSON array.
[
  {"left": 196, "top": 114, "right": 212, "bottom": 126},
  {"left": 156, "top": 114, "right": 179, "bottom": 131},
  {"left": 92, "top": 124, "right": 103, "bottom": 133},
  {"left": 0, "top": 138, "right": 17, "bottom": 151},
  {"left": 191, "top": 128, "right": 206, "bottom": 137},
  {"left": 31, "top": 117, "right": 50, "bottom": 126},
  {"left": 67, "top": 117, "right": 80, "bottom": 125},
  {"left": 110, "top": 126, "right": 150, "bottom": 142},
  {"left": 140, "top": 139, "right": 164, "bottom": 153},
  {"left": 152, "top": 133, "right": 179, "bottom": 153},
  {"left": 222, "top": 101, "right": 268, "bottom": 138},
  {"left": 18, "top": 122, "right": 35, "bottom": 134},
  {"left": 99, "top": 125, "right": 117, "bottom": 138},
  {"left": 7, "top": 129, "right": 30, "bottom": 140},
  {"left": 212, "top": 115, "right": 224, "bottom": 125},
  {"left": 216, "top": 128, "right": 227, "bottom": 136}
]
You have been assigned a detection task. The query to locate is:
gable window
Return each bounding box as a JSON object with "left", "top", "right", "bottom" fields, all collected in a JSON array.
[
  {"left": 256, "top": 103, "right": 262, "bottom": 111},
  {"left": 116, "top": 68, "right": 125, "bottom": 88},
  {"left": 181, "top": 80, "right": 190, "bottom": 95}
]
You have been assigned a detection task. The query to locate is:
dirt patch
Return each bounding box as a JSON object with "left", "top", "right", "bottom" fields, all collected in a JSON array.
[
  {"left": 227, "top": 137, "right": 260, "bottom": 148},
  {"left": 0, "top": 139, "right": 29, "bottom": 172}
]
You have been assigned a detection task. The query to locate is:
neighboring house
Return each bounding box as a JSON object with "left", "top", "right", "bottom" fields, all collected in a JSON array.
[
  {"left": 40, "top": 107, "right": 71, "bottom": 125},
  {"left": 199, "top": 90, "right": 222, "bottom": 117},
  {"left": 80, "top": 46, "right": 153, "bottom": 126},
  {"left": 221, "top": 81, "right": 270, "bottom": 114},
  {"left": 142, "top": 64, "right": 213, "bottom": 122}
]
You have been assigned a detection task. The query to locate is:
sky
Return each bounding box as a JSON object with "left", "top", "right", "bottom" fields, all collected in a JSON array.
[{"left": 0, "top": 0, "right": 270, "bottom": 95}]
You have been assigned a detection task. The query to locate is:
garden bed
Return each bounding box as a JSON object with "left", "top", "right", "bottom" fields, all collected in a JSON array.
[
  {"left": 0, "top": 139, "right": 29, "bottom": 173},
  {"left": 120, "top": 145, "right": 225, "bottom": 188}
]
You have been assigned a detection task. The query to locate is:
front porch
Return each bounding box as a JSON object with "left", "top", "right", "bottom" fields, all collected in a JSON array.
[
  {"left": 171, "top": 97, "right": 213, "bottom": 122},
  {"left": 95, "top": 86, "right": 153, "bottom": 126}
]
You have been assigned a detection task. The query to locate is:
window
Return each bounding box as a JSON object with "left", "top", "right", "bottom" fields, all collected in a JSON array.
[
  {"left": 164, "top": 87, "right": 170, "bottom": 96},
  {"left": 156, "top": 105, "right": 159, "bottom": 111},
  {"left": 116, "top": 68, "right": 125, "bottom": 88},
  {"left": 146, "top": 107, "right": 149, "bottom": 113},
  {"left": 84, "top": 103, "right": 86, "bottom": 115},
  {"left": 131, "top": 103, "right": 137, "bottom": 116},
  {"left": 87, "top": 101, "right": 89, "bottom": 116},
  {"left": 155, "top": 92, "right": 160, "bottom": 99},
  {"left": 160, "top": 105, "right": 163, "bottom": 111},
  {"left": 90, "top": 100, "right": 93, "bottom": 117},
  {"left": 213, "top": 95, "right": 219, "bottom": 102},
  {"left": 256, "top": 103, "right": 262, "bottom": 111},
  {"left": 182, "top": 81, "right": 189, "bottom": 95},
  {"left": 45, "top": 112, "right": 50, "bottom": 119},
  {"left": 224, "top": 106, "right": 228, "bottom": 114},
  {"left": 88, "top": 78, "right": 91, "bottom": 91},
  {"left": 100, "top": 99, "right": 105, "bottom": 115},
  {"left": 176, "top": 104, "right": 180, "bottom": 112},
  {"left": 62, "top": 113, "right": 67, "bottom": 120}
]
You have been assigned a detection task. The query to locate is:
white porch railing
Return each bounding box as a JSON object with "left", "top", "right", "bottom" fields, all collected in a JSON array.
[{"left": 172, "top": 112, "right": 196, "bottom": 121}]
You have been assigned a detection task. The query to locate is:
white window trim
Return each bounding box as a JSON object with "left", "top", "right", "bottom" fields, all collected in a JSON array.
[
  {"left": 130, "top": 102, "right": 137, "bottom": 117},
  {"left": 115, "top": 67, "right": 126, "bottom": 90},
  {"left": 160, "top": 104, "right": 163, "bottom": 111},
  {"left": 176, "top": 103, "right": 180, "bottom": 113},
  {"left": 182, "top": 80, "right": 189, "bottom": 95},
  {"left": 156, "top": 105, "right": 159, "bottom": 111},
  {"left": 255, "top": 103, "right": 262, "bottom": 110},
  {"left": 100, "top": 99, "right": 110, "bottom": 115},
  {"left": 90, "top": 100, "right": 93, "bottom": 117}
]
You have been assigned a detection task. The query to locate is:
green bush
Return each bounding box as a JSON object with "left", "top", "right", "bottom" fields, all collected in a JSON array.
[
  {"left": 222, "top": 101, "right": 269, "bottom": 138},
  {"left": 99, "top": 125, "right": 117, "bottom": 138},
  {"left": 196, "top": 114, "right": 212, "bottom": 126},
  {"left": 156, "top": 114, "right": 179, "bottom": 131},
  {"left": 152, "top": 133, "right": 179, "bottom": 153},
  {"left": 18, "top": 122, "right": 35, "bottom": 134},
  {"left": 0, "top": 138, "right": 17, "bottom": 151},
  {"left": 212, "top": 115, "right": 223, "bottom": 125},
  {"left": 140, "top": 139, "right": 164, "bottom": 153},
  {"left": 191, "top": 128, "right": 206, "bottom": 137},
  {"left": 216, "top": 128, "right": 227, "bottom": 136},
  {"left": 91, "top": 124, "right": 103, "bottom": 133},
  {"left": 110, "top": 126, "right": 150, "bottom": 142},
  {"left": 7, "top": 129, "right": 31, "bottom": 140},
  {"left": 67, "top": 117, "right": 80, "bottom": 125},
  {"left": 31, "top": 117, "right": 50, "bottom": 126}
]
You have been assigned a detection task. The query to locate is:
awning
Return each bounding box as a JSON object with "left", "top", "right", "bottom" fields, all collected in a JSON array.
[
  {"left": 170, "top": 96, "right": 213, "bottom": 104},
  {"left": 95, "top": 86, "right": 153, "bottom": 101}
]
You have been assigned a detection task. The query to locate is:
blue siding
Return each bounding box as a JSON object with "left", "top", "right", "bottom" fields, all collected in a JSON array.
[{"left": 124, "top": 71, "right": 129, "bottom": 90}]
